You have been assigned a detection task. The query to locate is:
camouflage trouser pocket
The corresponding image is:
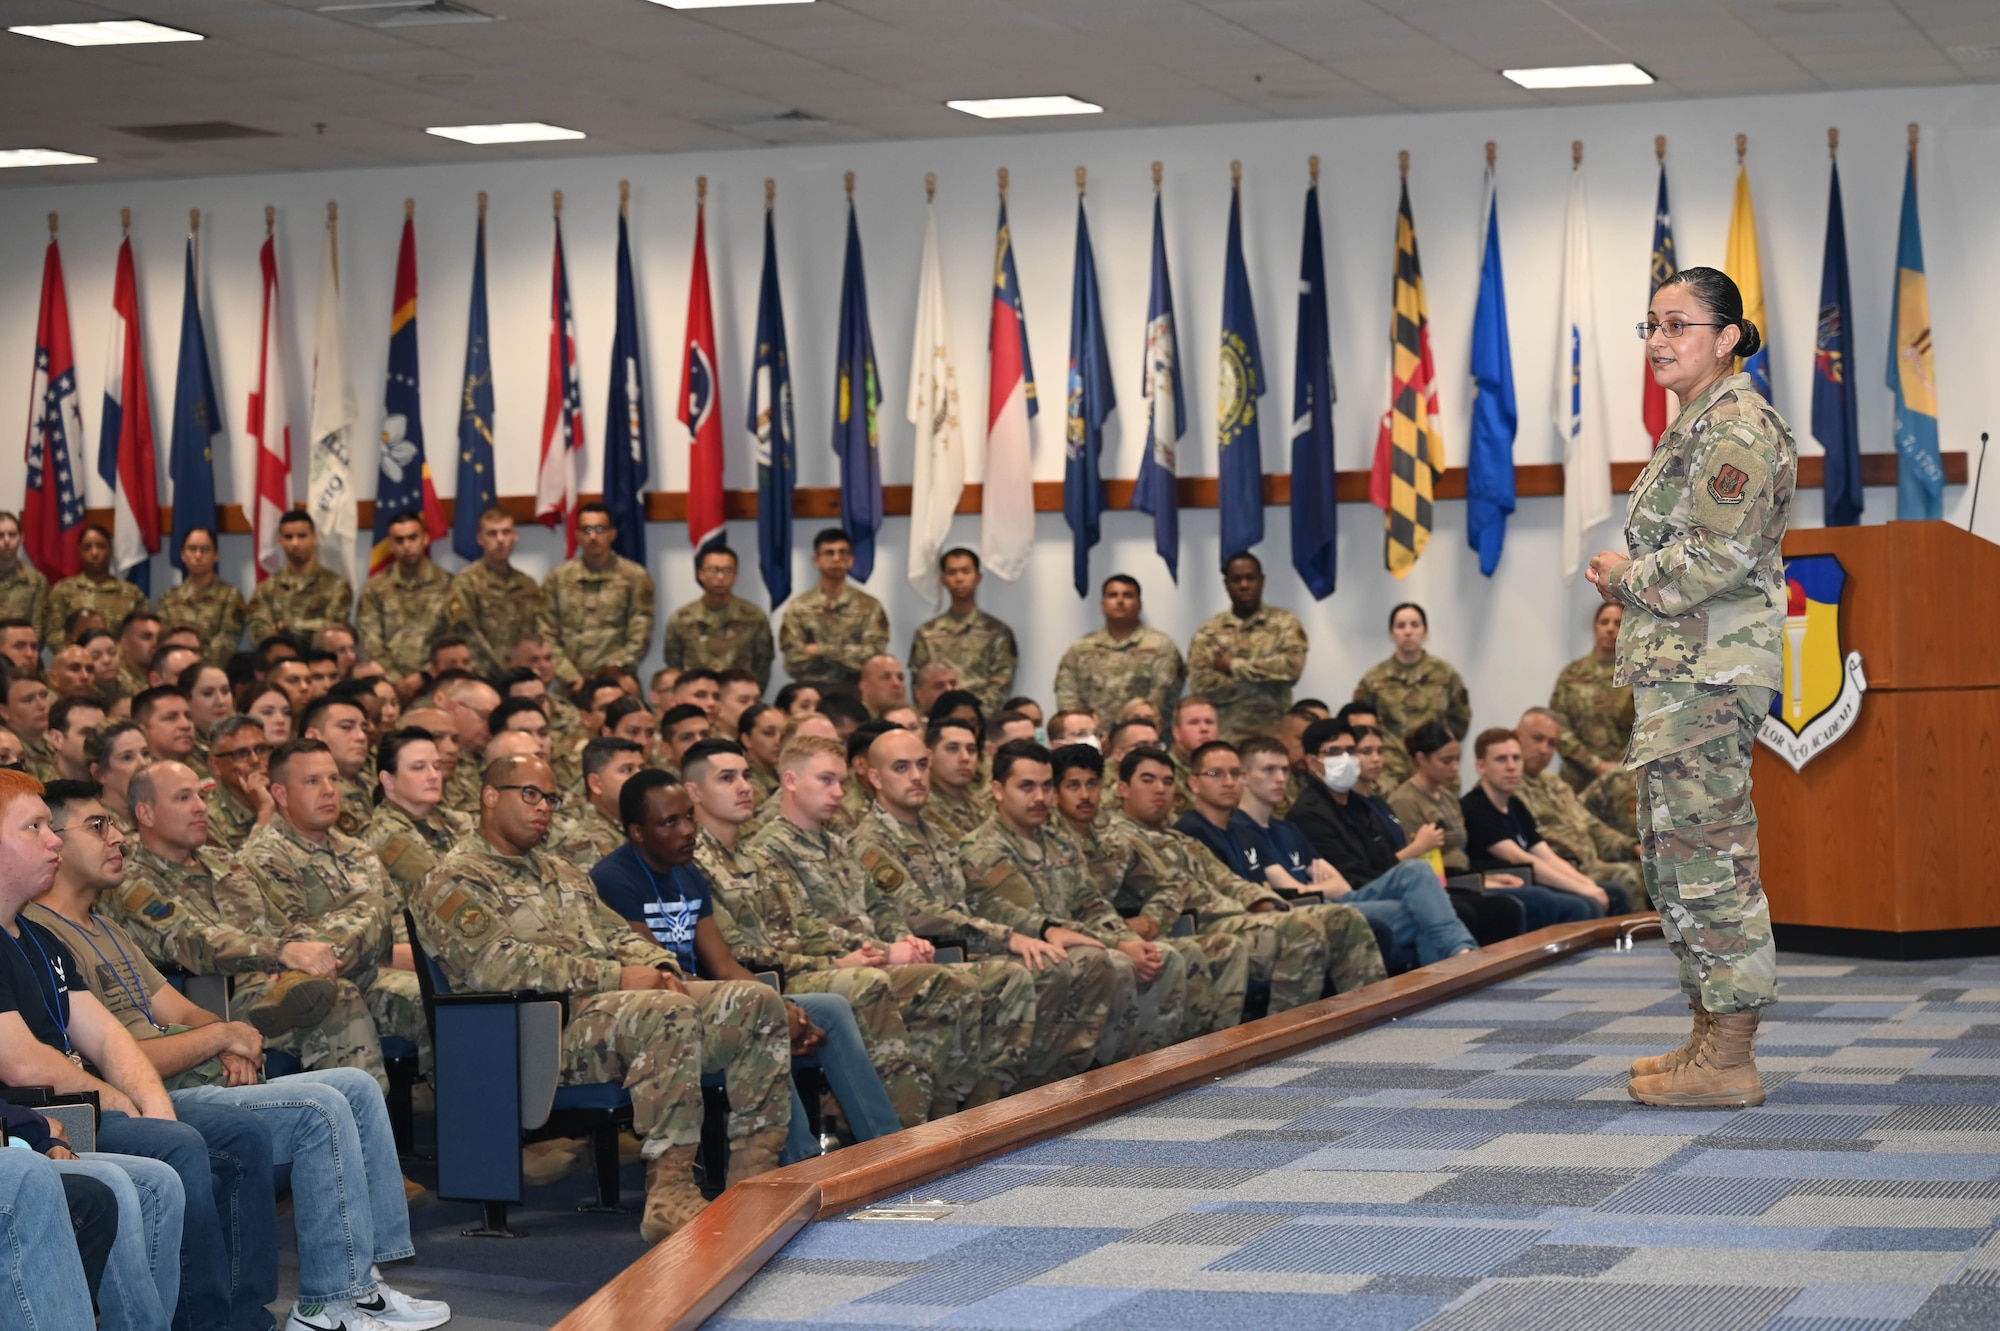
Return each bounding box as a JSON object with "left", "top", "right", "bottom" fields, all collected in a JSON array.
[{"left": 1663, "top": 826, "right": 1742, "bottom": 903}]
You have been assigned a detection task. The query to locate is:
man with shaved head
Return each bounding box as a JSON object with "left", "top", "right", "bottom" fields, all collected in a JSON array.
[
  {"left": 858, "top": 654, "right": 909, "bottom": 719},
  {"left": 409, "top": 753, "right": 790, "bottom": 1242}
]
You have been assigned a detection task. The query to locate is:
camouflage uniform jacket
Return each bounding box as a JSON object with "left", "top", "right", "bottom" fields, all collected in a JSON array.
[
  {"left": 1053, "top": 626, "right": 1186, "bottom": 723},
  {"left": 444, "top": 560, "right": 545, "bottom": 677},
  {"left": 0, "top": 560, "right": 49, "bottom": 636},
  {"left": 1187, "top": 605, "right": 1308, "bottom": 742},
  {"left": 104, "top": 841, "right": 290, "bottom": 975},
  {"left": 779, "top": 584, "right": 889, "bottom": 688},
  {"left": 43, "top": 574, "right": 147, "bottom": 647},
  {"left": 910, "top": 609, "right": 1018, "bottom": 715},
  {"left": 546, "top": 801, "right": 624, "bottom": 873},
  {"left": 335, "top": 775, "right": 374, "bottom": 840},
  {"left": 1384, "top": 778, "right": 1470, "bottom": 873},
  {"left": 661, "top": 595, "right": 775, "bottom": 687},
  {"left": 245, "top": 563, "right": 353, "bottom": 644},
  {"left": 1518, "top": 769, "right": 1636, "bottom": 868},
  {"left": 158, "top": 579, "right": 249, "bottom": 665},
  {"left": 204, "top": 783, "right": 262, "bottom": 853},
  {"left": 1606, "top": 372, "right": 1796, "bottom": 760},
  {"left": 1100, "top": 808, "right": 1278, "bottom": 931},
  {"left": 693, "top": 826, "right": 844, "bottom": 976},
  {"left": 412, "top": 831, "right": 676, "bottom": 996},
  {"left": 356, "top": 560, "right": 452, "bottom": 679},
  {"left": 363, "top": 801, "right": 472, "bottom": 902},
  {"left": 214, "top": 816, "right": 394, "bottom": 980},
  {"left": 1354, "top": 652, "right": 1471, "bottom": 787},
  {"left": 958, "top": 814, "right": 1136, "bottom": 945},
  {"left": 742, "top": 816, "right": 894, "bottom": 949},
  {"left": 116, "top": 659, "right": 150, "bottom": 699},
  {"left": 925, "top": 782, "right": 989, "bottom": 841},
  {"left": 537, "top": 555, "right": 656, "bottom": 685},
  {"left": 21, "top": 733, "right": 58, "bottom": 785},
  {"left": 1550, "top": 652, "right": 1633, "bottom": 777},
  {"left": 849, "top": 801, "right": 1013, "bottom": 954}
]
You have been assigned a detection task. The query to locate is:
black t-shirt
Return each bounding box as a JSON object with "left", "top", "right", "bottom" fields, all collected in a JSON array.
[
  {"left": 1460, "top": 785, "right": 1542, "bottom": 872},
  {"left": 0, "top": 917, "right": 84, "bottom": 1058}
]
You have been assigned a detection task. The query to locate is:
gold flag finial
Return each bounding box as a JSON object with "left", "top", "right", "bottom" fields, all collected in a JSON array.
[
  {"left": 1485, "top": 141, "right": 1495, "bottom": 169},
  {"left": 1398, "top": 149, "right": 1408, "bottom": 178},
  {"left": 1828, "top": 127, "right": 1839, "bottom": 156},
  {"left": 1736, "top": 132, "right": 1747, "bottom": 163},
  {"left": 765, "top": 178, "right": 775, "bottom": 208},
  {"left": 844, "top": 170, "right": 854, "bottom": 198},
  {"left": 1573, "top": 140, "right": 1583, "bottom": 167},
  {"left": 190, "top": 208, "right": 200, "bottom": 235},
  {"left": 552, "top": 189, "right": 563, "bottom": 218},
  {"left": 697, "top": 175, "right": 707, "bottom": 205},
  {"left": 1151, "top": 160, "right": 1161, "bottom": 191},
  {"left": 477, "top": 191, "right": 487, "bottom": 220},
  {"left": 619, "top": 180, "right": 629, "bottom": 216},
  {"left": 121, "top": 207, "right": 130, "bottom": 235},
  {"left": 1230, "top": 159, "right": 1241, "bottom": 189},
  {"left": 1309, "top": 154, "right": 1319, "bottom": 186},
  {"left": 1655, "top": 134, "right": 1666, "bottom": 160},
  {"left": 1076, "top": 165, "right": 1086, "bottom": 195},
  {"left": 925, "top": 171, "right": 935, "bottom": 202},
  {"left": 404, "top": 197, "right": 413, "bottom": 221},
  {"left": 264, "top": 205, "right": 274, "bottom": 234},
  {"left": 47, "top": 211, "right": 57, "bottom": 237},
  {"left": 328, "top": 200, "right": 338, "bottom": 224},
  {"left": 1909, "top": 122, "right": 1919, "bottom": 153},
  {"left": 998, "top": 166, "right": 1008, "bottom": 198}
]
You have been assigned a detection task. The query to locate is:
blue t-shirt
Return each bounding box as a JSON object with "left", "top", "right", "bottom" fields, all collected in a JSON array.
[
  {"left": 1230, "top": 814, "right": 1320, "bottom": 887},
  {"left": 589, "top": 845, "right": 713, "bottom": 976}
]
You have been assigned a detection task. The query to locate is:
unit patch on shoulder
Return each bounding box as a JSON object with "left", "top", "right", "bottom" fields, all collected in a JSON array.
[
  {"left": 1707, "top": 463, "right": 1751, "bottom": 505},
  {"left": 120, "top": 883, "right": 174, "bottom": 922},
  {"left": 860, "top": 847, "right": 904, "bottom": 892}
]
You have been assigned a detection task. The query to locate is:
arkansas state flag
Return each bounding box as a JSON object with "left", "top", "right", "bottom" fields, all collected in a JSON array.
[
  {"left": 23, "top": 236, "right": 88, "bottom": 580},
  {"left": 99, "top": 236, "right": 163, "bottom": 591}
]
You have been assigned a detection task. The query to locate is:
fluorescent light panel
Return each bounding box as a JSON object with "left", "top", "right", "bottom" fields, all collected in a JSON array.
[
  {"left": 0, "top": 148, "right": 98, "bottom": 167},
  {"left": 9, "top": 20, "right": 204, "bottom": 46},
  {"left": 426, "top": 122, "right": 586, "bottom": 144},
  {"left": 647, "top": 0, "right": 814, "bottom": 9},
  {"left": 947, "top": 95, "right": 1103, "bottom": 120},
  {"left": 1503, "top": 63, "right": 1653, "bottom": 89}
]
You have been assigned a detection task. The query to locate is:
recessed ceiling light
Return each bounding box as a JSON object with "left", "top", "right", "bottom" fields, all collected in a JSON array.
[
  {"left": 1503, "top": 63, "right": 1654, "bottom": 90},
  {"left": 947, "top": 95, "right": 1104, "bottom": 120},
  {"left": 0, "top": 148, "right": 99, "bottom": 168},
  {"left": 9, "top": 20, "right": 204, "bottom": 46},
  {"left": 647, "top": 0, "right": 813, "bottom": 8},
  {"left": 426, "top": 122, "right": 586, "bottom": 144},
  {"left": 1775, "top": 2, "right": 1839, "bottom": 13}
]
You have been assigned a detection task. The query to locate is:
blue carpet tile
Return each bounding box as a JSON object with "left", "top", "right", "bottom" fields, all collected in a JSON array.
[{"left": 709, "top": 943, "right": 2000, "bottom": 1330}]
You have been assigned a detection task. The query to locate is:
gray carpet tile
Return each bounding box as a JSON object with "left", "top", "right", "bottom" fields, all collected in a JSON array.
[{"left": 1417, "top": 1279, "right": 1799, "bottom": 1331}]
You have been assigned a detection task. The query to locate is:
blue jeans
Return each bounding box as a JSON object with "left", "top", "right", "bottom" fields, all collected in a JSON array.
[
  {"left": 782, "top": 992, "right": 904, "bottom": 1165},
  {"left": 0, "top": 1149, "right": 100, "bottom": 1330},
  {"left": 1495, "top": 882, "right": 1598, "bottom": 930},
  {"left": 99, "top": 1102, "right": 277, "bottom": 1331},
  {"left": 62, "top": 1152, "right": 187, "bottom": 1331},
  {"left": 1344, "top": 861, "right": 1479, "bottom": 966},
  {"left": 174, "top": 1067, "right": 412, "bottom": 1306}
]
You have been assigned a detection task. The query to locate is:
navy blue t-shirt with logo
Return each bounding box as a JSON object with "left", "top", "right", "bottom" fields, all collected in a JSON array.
[
  {"left": 0, "top": 917, "right": 84, "bottom": 1058},
  {"left": 589, "top": 844, "right": 713, "bottom": 976},
  {"left": 1230, "top": 813, "right": 1321, "bottom": 887}
]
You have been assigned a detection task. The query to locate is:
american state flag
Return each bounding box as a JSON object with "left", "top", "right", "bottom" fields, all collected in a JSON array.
[{"left": 24, "top": 236, "right": 87, "bottom": 580}]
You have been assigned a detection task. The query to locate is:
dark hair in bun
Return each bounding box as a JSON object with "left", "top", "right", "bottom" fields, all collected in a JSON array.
[{"left": 1655, "top": 266, "right": 1761, "bottom": 360}]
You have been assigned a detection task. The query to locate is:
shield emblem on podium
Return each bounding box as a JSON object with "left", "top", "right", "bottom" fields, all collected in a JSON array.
[{"left": 1759, "top": 552, "right": 1868, "bottom": 770}]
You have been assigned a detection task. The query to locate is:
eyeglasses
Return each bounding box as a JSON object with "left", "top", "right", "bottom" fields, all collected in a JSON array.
[
  {"left": 576, "top": 523, "right": 612, "bottom": 535},
  {"left": 1196, "top": 769, "right": 1245, "bottom": 782},
  {"left": 1634, "top": 319, "right": 1727, "bottom": 340},
  {"left": 214, "top": 744, "right": 274, "bottom": 763},
  {"left": 494, "top": 784, "right": 565, "bottom": 810},
  {"left": 52, "top": 815, "right": 112, "bottom": 840}
]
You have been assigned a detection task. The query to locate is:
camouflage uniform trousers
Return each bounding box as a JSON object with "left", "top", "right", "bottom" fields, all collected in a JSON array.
[
  {"left": 360, "top": 967, "right": 433, "bottom": 1076},
  {"left": 1636, "top": 684, "right": 1778, "bottom": 1015},
  {"left": 956, "top": 956, "right": 1038, "bottom": 1102},
  {"left": 560, "top": 979, "right": 788, "bottom": 1158},
  {"left": 235, "top": 973, "right": 389, "bottom": 1091},
  {"left": 1196, "top": 909, "right": 1331, "bottom": 1014},
  {"left": 1018, "top": 947, "right": 1126, "bottom": 1086},
  {"left": 785, "top": 964, "right": 973, "bottom": 1127},
  {"left": 1096, "top": 944, "right": 1187, "bottom": 1064},
  {"left": 1165, "top": 931, "right": 1251, "bottom": 1037},
  {"left": 1286, "top": 902, "right": 1391, "bottom": 995}
]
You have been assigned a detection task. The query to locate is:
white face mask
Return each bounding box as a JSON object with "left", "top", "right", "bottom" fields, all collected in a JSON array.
[{"left": 1320, "top": 751, "right": 1361, "bottom": 794}]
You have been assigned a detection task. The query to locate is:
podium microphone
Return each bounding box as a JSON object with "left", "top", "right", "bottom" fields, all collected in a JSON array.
[{"left": 1972, "top": 432, "right": 1990, "bottom": 534}]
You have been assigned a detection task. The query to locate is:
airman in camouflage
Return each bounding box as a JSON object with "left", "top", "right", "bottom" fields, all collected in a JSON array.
[
  {"left": 356, "top": 521, "right": 453, "bottom": 683},
  {"left": 245, "top": 512, "right": 354, "bottom": 645},
  {"left": 43, "top": 537, "right": 148, "bottom": 648},
  {"left": 211, "top": 755, "right": 429, "bottom": 1069},
  {"left": 1515, "top": 706, "right": 1645, "bottom": 903},
  {"left": 547, "top": 801, "right": 624, "bottom": 872},
  {"left": 409, "top": 753, "right": 791, "bottom": 1239},
  {"left": 1187, "top": 555, "right": 1309, "bottom": 743},
  {"left": 1355, "top": 644, "right": 1471, "bottom": 791},
  {"left": 443, "top": 511, "right": 546, "bottom": 678},
  {"left": 205, "top": 781, "right": 266, "bottom": 852},
  {"left": 158, "top": 526, "right": 248, "bottom": 665},
  {"left": 910, "top": 549, "right": 1019, "bottom": 714},
  {"left": 0, "top": 512, "right": 50, "bottom": 631},
  {"left": 1596, "top": 359, "right": 1794, "bottom": 1026},
  {"left": 779, "top": 531, "right": 890, "bottom": 690},
  {"left": 364, "top": 800, "right": 471, "bottom": 907},
  {"left": 1550, "top": 609, "right": 1636, "bottom": 793},
  {"left": 536, "top": 503, "right": 656, "bottom": 687},
  {"left": 1584, "top": 766, "right": 1639, "bottom": 840},
  {"left": 663, "top": 548, "right": 775, "bottom": 686},
  {"left": 110, "top": 761, "right": 389, "bottom": 1087},
  {"left": 1055, "top": 577, "right": 1186, "bottom": 724}
]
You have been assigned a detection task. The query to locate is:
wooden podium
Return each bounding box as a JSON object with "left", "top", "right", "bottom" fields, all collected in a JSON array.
[{"left": 1755, "top": 521, "right": 2000, "bottom": 957}]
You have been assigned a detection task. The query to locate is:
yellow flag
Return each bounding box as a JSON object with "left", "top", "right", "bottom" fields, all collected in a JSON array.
[{"left": 1724, "top": 163, "right": 1771, "bottom": 394}]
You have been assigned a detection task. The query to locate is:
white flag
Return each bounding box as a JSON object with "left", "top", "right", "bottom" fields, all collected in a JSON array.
[
  {"left": 308, "top": 213, "right": 360, "bottom": 584},
  {"left": 906, "top": 205, "right": 964, "bottom": 604},
  {"left": 1556, "top": 160, "right": 1612, "bottom": 581}
]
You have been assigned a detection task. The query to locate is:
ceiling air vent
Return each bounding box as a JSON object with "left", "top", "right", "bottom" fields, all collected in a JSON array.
[
  {"left": 1947, "top": 43, "right": 2000, "bottom": 63},
  {"left": 116, "top": 121, "right": 279, "bottom": 142},
  {"left": 317, "top": 2, "right": 497, "bottom": 28}
]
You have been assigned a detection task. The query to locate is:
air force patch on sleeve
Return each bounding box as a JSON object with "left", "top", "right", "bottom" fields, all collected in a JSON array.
[{"left": 1707, "top": 463, "right": 1751, "bottom": 504}]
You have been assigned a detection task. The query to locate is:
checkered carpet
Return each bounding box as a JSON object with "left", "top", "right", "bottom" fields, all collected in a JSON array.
[{"left": 709, "top": 942, "right": 2000, "bottom": 1331}]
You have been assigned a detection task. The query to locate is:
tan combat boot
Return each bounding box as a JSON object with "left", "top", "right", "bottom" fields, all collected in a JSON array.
[
  {"left": 727, "top": 1126, "right": 790, "bottom": 1188},
  {"left": 1628, "top": 1009, "right": 1765, "bottom": 1108},
  {"left": 640, "top": 1146, "right": 708, "bottom": 1243},
  {"left": 1630, "top": 1002, "right": 1712, "bottom": 1079},
  {"left": 241, "top": 973, "right": 336, "bottom": 1037}
]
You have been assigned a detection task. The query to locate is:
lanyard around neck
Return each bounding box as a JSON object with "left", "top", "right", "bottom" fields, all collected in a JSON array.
[{"left": 4, "top": 922, "right": 77, "bottom": 1061}]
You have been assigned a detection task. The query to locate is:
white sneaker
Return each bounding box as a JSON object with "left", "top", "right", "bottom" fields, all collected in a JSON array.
[
  {"left": 284, "top": 1304, "right": 397, "bottom": 1331},
  {"left": 353, "top": 1281, "right": 452, "bottom": 1330}
]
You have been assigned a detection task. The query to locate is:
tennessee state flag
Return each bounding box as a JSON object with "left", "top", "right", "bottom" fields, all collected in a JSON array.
[
  {"left": 372, "top": 216, "right": 447, "bottom": 573},
  {"left": 680, "top": 191, "right": 723, "bottom": 556},
  {"left": 99, "top": 235, "right": 163, "bottom": 591}
]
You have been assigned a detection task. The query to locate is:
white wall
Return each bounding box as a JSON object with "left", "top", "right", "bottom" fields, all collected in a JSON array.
[{"left": 3, "top": 82, "right": 1996, "bottom": 747}]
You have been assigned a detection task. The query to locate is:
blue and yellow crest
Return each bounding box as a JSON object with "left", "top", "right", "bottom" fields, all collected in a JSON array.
[{"left": 1759, "top": 552, "right": 1868, "bottom": 770}]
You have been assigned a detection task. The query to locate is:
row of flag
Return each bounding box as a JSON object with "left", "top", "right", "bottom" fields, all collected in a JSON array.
[{"left": 21, "top": 135, "right": 1944, "bottom": 600}]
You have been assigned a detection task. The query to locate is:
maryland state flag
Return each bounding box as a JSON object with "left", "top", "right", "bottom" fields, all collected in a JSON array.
[{"left": 1369, "top": 172, "right": 1445, "bottom": 578}]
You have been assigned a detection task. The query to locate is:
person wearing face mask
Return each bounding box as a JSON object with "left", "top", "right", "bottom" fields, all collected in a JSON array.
[
  {"left": 1353, "top": 602, "right": 1470, "bottom": 790},
  {"left": 1290, "top": 719, "right": 1461, "bottom": 904}
]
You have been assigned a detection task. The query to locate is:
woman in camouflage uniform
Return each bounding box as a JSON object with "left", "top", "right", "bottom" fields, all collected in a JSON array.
[
  {"left": 1550, "top": 603, "right": 1634, "bottom": 793},
  {"left": 1353, "top": 603, "right": 1470, "bottom": 789},
  {"left": 1589, "top": 268, "right": 1795, "bottom": 1110}
]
